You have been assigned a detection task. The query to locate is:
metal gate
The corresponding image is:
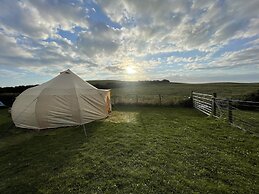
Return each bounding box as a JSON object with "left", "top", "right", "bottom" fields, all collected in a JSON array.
[{"left": 192, "top": 92, "right": 216, "bottom": 116}]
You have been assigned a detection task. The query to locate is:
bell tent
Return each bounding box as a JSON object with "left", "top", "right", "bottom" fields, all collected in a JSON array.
[{"left": 11, "top": 69, "right": 111, "bottom": 130}]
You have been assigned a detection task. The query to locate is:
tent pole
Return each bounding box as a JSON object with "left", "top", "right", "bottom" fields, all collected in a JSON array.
[{"left": 83, "top": 124, "right": 87, "bottom": 137}]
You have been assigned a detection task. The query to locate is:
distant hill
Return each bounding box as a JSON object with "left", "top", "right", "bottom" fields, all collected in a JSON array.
[
  {"left": 88, "top": 79, "right": 172, "bottom": 89},
  {"left": 0, "top": 81, "right": 258, "bottom": 106}
]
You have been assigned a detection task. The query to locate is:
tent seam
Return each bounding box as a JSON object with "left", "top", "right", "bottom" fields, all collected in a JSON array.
[
  {"left": 72, "top": 78, "right": 83, "bottom": 125},
  {"left": 35, "top": 86, "right": 49, "bottom": 128}
]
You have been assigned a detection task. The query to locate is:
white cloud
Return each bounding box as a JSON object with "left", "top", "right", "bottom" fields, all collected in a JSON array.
[
  {"left": 97, "top": 0, "right": 259, "bottom": 52},
  {"left": 0, "top": 0, "right": 259, "bottom": 85},
  {"left": 0, "top": 32, "right": 32, "bottom": 58},
  {"left": 0, "top": 0, "right": 88, "bottom": 39},
  {"left": 185, "top": 45, "right": 259, "bottom": 70},
  {"left": 77, "top": 22, "right": 121, "bottom": 57}
]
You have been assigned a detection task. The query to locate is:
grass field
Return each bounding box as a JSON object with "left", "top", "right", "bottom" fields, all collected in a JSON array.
[
  {"left": 1, "top": 82, "right": 259, "bottom": 106},
  {"left": 0, "top": 107, "right": 259, "bottom": 193},
  {"left": 99, "top": 82, "right": 259, "bottom": 105},
  {"left": 90, "top": 81, "right": 259, "bottom": 99}
]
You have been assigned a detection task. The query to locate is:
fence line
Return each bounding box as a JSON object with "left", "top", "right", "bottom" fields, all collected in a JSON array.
[
  {"left": 111, "top": 94, "right": 189, "bottom": 106},
  {"left": 192, "top": 91, "right": 259, "bottom": 135}
]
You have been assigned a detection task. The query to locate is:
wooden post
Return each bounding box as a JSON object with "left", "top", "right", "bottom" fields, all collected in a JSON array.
[
  {"left": 136, "top": 95, "right": 138, "bottom": 104},
  {"left": 190, "top": 91, "right": 193, "bottom": 107},
  {"left": 228, "top": 99, "right": 233, "bottom": 124},
  {"left": 212, "top": 93, "right": 217, "bottom": 116},
  {"left": 115, "top": 96, "right": 119, "bottom": 105},
  {"left": 159, "top": 94, "right": 162, "bottom": 105},
  {"left": 114, "top": 96, "right": 117, "bottom": 105}
]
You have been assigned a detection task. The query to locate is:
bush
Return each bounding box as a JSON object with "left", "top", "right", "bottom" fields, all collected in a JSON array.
[{"left": 244, "top": 90, "right": 259, "bottom": 102}]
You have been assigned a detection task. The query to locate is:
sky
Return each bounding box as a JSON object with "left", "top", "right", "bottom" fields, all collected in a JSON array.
[{"left": 0, "top": 0, "right": 259, "bottom": 86}]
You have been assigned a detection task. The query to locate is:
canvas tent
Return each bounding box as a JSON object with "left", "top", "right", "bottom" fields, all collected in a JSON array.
[{"left": 11, "top": 69, "right": 111, "bottom": 130}]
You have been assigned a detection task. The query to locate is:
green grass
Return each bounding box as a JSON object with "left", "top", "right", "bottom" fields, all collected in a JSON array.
[
  {"left": 0, "top": 107, "right": 259, "bottom": 193},
  {"left": 108, "top": 82, "right": 259, "bottom": 105},
  {"left": 106, "top": 82, "right": 259, "bottom": 98},
  {"left": 1, "top": 82, "right": 259, "bottom": 106},
  {"left": 231, "top": 109, "right": 259, "bottom": 134}
]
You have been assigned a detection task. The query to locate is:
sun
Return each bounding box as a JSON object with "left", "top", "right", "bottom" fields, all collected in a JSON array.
[{"left": 126, "top": 66, "right": 136, "bottom": 74}]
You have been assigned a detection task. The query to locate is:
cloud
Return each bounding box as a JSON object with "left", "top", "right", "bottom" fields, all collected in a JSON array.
[
  {"left": 104, "top": 66, "right": 123, "bottom": 73},
  {"left": 98, "top": 0, "right": 259, "bottom": 52},
  {"left": 0, "top": 0, "right": 259, "bottom": 85},
  {"left": 185, "top": 44, "right": 259, "bottom": 70},
  {"left": 0, "top": 32, "right": 32, "bottom": 58},
  {"left": 0, "top": 30, "right": 98, "bottom": 77},
  {"left": 0, "top": 0, "right": 88, "bottom": 39},
  {"left": 77, "top": 22, "right": 121, "bottom": 57}
]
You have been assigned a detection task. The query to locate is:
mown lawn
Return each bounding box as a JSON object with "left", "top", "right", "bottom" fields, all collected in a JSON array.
[{"left": 0, "top": 107, "right": 258, "bottom": 193}]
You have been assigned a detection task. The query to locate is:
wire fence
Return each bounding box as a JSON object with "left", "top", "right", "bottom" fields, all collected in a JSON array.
[
  {"left": 192, "top": 92, "right": 259, "bottom": 135},
  {"left": 111, "top": 94, "right": 190, "bottom": 106},
  {"left": 216, "top": 99, "right": 259, "bottom": 134}
]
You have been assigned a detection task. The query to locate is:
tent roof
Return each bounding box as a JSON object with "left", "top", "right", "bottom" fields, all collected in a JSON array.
[{"left": 22, "top": 69, "right": 109, "bottom": 96}]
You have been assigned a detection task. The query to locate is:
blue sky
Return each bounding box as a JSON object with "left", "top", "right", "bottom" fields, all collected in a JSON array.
[{"left": 0, "top": 0, "right": 259, "bottom": 86}]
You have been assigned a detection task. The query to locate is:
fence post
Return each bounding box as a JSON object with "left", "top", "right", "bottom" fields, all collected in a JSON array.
[
  {"left": 136, "top": 95, "right": 138, "bottom": 104},
  {"left": 116, "top": 96, "right": 120, "bottom": 105},
  {"left": 190, "top": 91, "right": 193, "bottom": 107},
  {"left": 159, "top": 94, "right": 162, "bottom": 105},
  {"left": 113, "top": 96, "right": 116, "bottom": 105},
  {"left": 228, "top": 99, "right": 233, "bottom": 124},
  {"left": 211, "top": 93, "right": 217, "bottom": 116}
]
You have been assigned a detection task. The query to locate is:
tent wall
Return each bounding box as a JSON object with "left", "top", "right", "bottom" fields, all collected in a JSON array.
[{"left": 11, "top": 70, "right": 111, "bottom": 130}]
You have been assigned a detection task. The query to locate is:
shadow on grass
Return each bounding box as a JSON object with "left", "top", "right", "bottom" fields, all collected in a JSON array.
[
  {"left": 0, "top": 118, "right": 103, "bottom": 193},
  {"left": 0, "top": 107, "right": 259, "bottom": 193}
]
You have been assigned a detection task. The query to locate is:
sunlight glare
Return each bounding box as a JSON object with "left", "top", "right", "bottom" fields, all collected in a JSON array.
[{"left": 126, "top": 66, "right": 136, "bottom": 74}]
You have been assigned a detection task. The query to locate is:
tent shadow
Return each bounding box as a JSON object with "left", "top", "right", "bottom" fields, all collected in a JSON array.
[
  {"left": 0, "top": 120, "right": 102, "bottom": 193},
  {"left": 0, "top": 107, "right": 140, "bottom": 193}
]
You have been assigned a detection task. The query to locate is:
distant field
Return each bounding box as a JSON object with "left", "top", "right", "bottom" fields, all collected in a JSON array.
[
  {"left": 1, "top": 82, "right": 259, "bottom": 106},
  {"left": 89, "top": 81, "right": 259, "bottom": 98},
  {"left": 0, "top": 107, "right": 259, "bottom": 193},
  {"left": 89, "top": 81, "right": 259, "bottom": 105},
  {"left": 109, "top": 82, "right": 259, "bottom": 98}
]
